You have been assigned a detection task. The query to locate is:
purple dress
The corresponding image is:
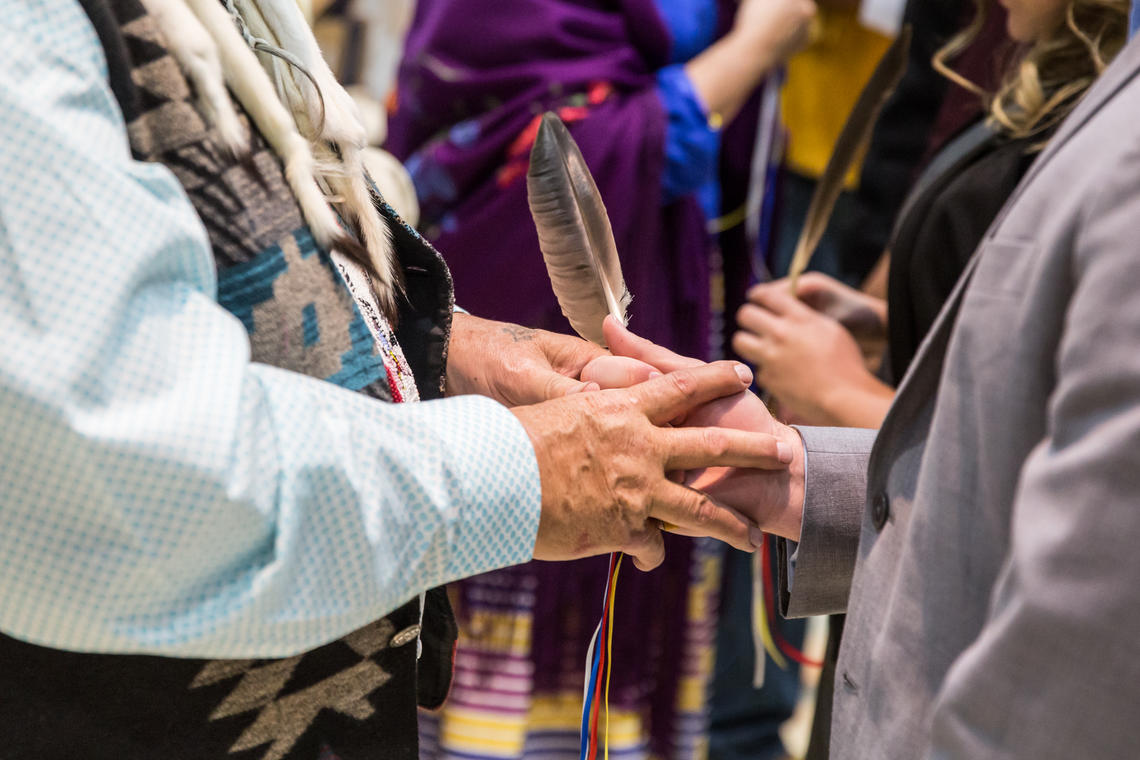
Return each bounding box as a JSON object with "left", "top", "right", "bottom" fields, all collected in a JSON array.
[
  {"left": 386, "top": 2, "right": 752, "bottom": 757},
  {"left": 386, "top": 0, "right": 734, "bottom": 360}
]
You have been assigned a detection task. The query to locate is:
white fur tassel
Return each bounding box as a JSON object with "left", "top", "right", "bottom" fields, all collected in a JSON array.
[
  {"left": 231, "top": 0, "right": 399, "bottom": 309},
  {"left": 140, "top": 0, "right": 401, "bottom": 315},
  {"left": 137, "top": 0, "right": 248, "bottom": 155},
  {"left": 232, "top": 0, "right": 365, "bottom": 146},
  {"left": 180, "top": 0, "right": 347, "bottom": 255},
  {"left": 324, "top": 145, "right": 399, "bottom": 315}
]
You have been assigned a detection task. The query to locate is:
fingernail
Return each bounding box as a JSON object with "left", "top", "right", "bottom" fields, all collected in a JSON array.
[
  {"left": 750, "top": 526, "right": 765, "bottom": 548},
  {"left": 583, "top": 382, "right": 600, "bottom": 393},
  {"left": 777, "top": 441, "right": 793, "bottom": 464},
  {"left": 649, "top": 371, "right": 662, "bottom": 380},
  {"left": 734, "top": 363, "right": 753, "bottom": 384}
]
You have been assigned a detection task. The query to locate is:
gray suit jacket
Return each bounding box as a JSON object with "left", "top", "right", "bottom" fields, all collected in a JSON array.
[{"left": 782, "top": 35, "right": 1140, "bottom": 759}]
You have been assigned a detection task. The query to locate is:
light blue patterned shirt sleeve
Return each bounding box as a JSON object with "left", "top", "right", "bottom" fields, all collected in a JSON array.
[{"left": 0, "top": 0, "right": 541, "bottom": 659}]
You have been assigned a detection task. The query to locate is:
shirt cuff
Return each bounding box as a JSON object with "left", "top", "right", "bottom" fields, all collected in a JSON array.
[
  {"left": 656, "top": 64, "right": 721, "bottom": 204},
  {"left": 430, "top": 394, "right": 542, "bottom": 580},
  {"left": 778, "top": 426, "right": 876, "bottom": 618}
]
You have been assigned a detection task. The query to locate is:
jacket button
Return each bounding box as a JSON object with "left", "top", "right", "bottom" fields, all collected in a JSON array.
[{"left": 871, "top": 492, "right": 890, "bottom": 530}]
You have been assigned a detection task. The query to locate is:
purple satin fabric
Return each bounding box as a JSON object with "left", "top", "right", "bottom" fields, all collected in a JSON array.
[{"left": 387, "top": 0, "right": 712, "bottom": 360}]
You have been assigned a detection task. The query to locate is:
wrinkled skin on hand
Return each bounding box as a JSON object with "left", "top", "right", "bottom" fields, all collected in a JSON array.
[
  {"left": 445, "top": 313, "right": 606, "bottom": 406},
  {"left": 515, "top": 362, "right": 795, "bottom": 570},
  {"left": 586, "top": 318, "right": 805, "bottom": 540}
]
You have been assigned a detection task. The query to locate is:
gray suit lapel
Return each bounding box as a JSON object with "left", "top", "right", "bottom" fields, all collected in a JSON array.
[
  {"left": 870, "top": 36, "right": 1140, "bottom": 475},
  {"left": 868, "top": 254, "right": 977, "bottom": 481},
  {"left": 989, "top": 35, "right": 1140, "bottom": 232}
]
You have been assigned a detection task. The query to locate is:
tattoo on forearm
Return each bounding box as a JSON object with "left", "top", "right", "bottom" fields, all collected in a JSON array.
[{"left": 500, "top": 325, "right": 537, "bottom": 342}]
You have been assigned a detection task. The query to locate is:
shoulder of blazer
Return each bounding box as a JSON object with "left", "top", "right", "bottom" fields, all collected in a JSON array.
[{"left": 988, "top": 37, "right": 1140, "bottom": 234}]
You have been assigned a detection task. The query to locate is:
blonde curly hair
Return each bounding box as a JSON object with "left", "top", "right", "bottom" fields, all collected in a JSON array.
[{"left": 933, "top": 0, "right": 1128, "bottom": 142}]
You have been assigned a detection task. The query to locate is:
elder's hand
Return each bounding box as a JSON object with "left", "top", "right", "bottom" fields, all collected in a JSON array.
[
  {"left": 733, "top": 284, "right": 889, "bottom": 427},
  {"left": 592, "top": 318, "right": 776, "bottom": 435},
  {"left": 446, "top": 313, "right": 606, "bottom": 406},
  {"left": 588, "top": 318, "right": 805, "bottom": 539},
  {"left": 516, "top": 362, "right": 793, "bottom": 571}
]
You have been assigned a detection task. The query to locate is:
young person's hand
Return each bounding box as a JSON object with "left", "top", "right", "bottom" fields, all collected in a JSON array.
[
  {"left": 584, "top": 318, "right": 808, "bottom": 540},
  {"left": 517, "top": 361, "right": 793, "bottom": 569},
  {"left": 734, "top": 285, "right": 894, "bottom": 429}
]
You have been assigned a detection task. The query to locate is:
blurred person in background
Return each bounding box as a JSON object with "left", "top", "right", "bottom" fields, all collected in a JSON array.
[
  {"left": 735, "top": 0, "right": 1127, "bottom": 429},
  {"left": 708, "top": 6, "right": 895, "bottom": 758},
  {"left": 388, "top": 0, "right": 813, "bottom": 359},
  {"left": 767, "top": 0, "right": 894, "bottom": 283},
  {"left": 830, "top": 0, "right": 1011, "bottom": 289},
  {"left": 385, "top": 1, "right": 814, "bottom": 758}
]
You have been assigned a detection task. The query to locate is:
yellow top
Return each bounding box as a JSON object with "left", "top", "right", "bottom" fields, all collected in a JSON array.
[{"left": 780, "top": 5, "right": 893, "bottom": 186}]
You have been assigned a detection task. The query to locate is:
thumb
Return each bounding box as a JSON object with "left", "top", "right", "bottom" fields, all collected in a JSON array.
[{"left": 603, "top": 316, "right": 703, "bottom": 372}]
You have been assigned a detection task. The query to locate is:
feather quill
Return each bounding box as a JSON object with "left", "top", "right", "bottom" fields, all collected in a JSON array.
[
  {"left": 527, "top": 113, "right": 630, "bottom": 346},
  {"left": 786, "top": 26, "right": 911, "bottom": 293}
]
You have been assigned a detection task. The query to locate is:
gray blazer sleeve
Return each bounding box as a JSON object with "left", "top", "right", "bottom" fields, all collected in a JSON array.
[{"left": 777, "top": 426, "right": 876, "bottom": 619}]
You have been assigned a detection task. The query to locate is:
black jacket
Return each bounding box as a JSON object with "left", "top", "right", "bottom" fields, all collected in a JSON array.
[{"left": 885, "top": 122, "right": 1038, "bottom": 381}]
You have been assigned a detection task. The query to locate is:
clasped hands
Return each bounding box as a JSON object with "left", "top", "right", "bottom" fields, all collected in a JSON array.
[{"left": 446, "top": 313, "right": 805, "bottom": 572}]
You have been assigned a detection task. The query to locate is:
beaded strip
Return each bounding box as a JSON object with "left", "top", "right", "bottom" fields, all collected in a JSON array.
[{"left": 332, "top": 252, "right": 420, "bottom": 403}]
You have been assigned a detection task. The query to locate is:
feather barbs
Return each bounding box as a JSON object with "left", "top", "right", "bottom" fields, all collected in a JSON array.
[{"left": 527, "top": 113, "right": 630, "bottom": 347}]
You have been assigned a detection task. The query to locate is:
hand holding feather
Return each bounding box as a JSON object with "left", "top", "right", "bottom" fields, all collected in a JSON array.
[
  {"left": 445, "top": 313, "right": 605, "bottom": 405},
  {"left": 520, "top": 115, "right": 799, "bottom": 553}
]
